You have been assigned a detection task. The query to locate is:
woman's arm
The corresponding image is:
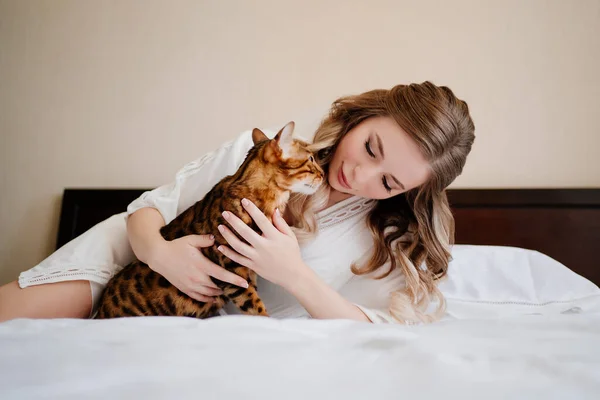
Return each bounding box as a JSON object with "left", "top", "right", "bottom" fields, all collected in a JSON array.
[
  {"left": 126, "top": 207, "right": 168, "bottom": 265},
  {"left": 127, "top": 207, "right": 249, "bottom": 302},
  {"left": 284, "top": 265, "right": 371, "bottom": 322}
]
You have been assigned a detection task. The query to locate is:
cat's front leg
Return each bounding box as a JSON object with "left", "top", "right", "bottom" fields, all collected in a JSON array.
[
  {"left": 222, "top": 267, "right": 268, "bottom": 316},
  {"left": 224, "top": 285, "right": 269, "bottom": 316}
]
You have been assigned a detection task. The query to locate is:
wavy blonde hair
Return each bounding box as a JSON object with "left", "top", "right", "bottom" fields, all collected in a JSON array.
[{"left": 286, "top": 81, "right": 475, "bottom": 324}]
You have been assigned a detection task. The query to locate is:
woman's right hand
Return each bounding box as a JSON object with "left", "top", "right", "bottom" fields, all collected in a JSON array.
[{"left": 148, "top": 234, "right": 249, "bottom": 303}]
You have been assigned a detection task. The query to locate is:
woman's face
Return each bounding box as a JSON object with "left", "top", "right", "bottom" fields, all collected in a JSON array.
[{"left": 328, "top": 116, "right": 431, "bottom": 200}]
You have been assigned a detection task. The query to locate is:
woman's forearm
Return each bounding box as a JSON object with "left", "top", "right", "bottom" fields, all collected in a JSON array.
[
  {"left": 126, "top": 207, "right": 168, "bottom": 264},
  {"left": 286, "top": 266, "right": 371, "bottom": 322}
]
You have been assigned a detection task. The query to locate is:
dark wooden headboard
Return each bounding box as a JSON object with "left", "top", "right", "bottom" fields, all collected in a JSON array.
[{"left": 56, "top": 188, "right": 600, "bottom": 286}]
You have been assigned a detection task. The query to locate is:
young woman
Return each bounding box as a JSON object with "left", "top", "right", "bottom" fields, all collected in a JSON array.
[{"left": 0, "top": 81, "right": 475, "bottom": 324}]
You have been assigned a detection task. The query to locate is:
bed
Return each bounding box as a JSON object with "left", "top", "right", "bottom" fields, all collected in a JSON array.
[{"left": 1, "top": 188, "right": 600, "bottom": 399}]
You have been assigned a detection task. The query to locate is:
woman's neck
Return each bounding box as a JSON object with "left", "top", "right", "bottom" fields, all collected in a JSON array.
[{"left": 282, "top": 188, "right": 355, "bottom": 226}]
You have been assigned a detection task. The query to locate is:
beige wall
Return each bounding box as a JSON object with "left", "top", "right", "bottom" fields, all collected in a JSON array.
[{"left": 1, "top": 0, "right": 599, "bottom": 285}]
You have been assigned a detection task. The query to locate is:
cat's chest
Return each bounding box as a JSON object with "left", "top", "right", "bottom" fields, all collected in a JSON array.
[
  {"left": 253, "top": 191, "right": 290, "bottom": 219},
  {"left": 275, "top": 191, "right": 290, "bottom": 212}
]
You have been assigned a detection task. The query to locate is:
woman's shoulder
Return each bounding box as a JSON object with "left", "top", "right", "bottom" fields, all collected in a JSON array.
[{"left": 176, "top": 125, "right": 279, "bottom": 179}]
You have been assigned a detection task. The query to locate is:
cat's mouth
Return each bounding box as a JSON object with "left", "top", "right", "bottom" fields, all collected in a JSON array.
[
  {"left": 304, "top": 180, "right": 323, "bottom": 190},
  {"left": 289, "top": 178, "right": 323, "bottom": 194},
  {"left": 294, "top": 182, "right": 321, "bottom": 194}
]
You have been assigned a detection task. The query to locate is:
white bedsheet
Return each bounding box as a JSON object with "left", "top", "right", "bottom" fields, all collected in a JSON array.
[{"left": 1, "top": 314, "right": 599, "bottom": 399}]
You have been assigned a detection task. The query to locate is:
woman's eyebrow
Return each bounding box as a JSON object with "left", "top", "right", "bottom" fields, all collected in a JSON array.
[
  {"left": 391, "top": 176, "right": 406, "bottom": 190},
  {"left": 375, "top": 133, "right": 406, "bottom": 190}
]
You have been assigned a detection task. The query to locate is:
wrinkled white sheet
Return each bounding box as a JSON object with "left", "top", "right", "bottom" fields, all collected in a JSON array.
[{"left": 1, "top": 314, "right": 599, "bottom": 400}]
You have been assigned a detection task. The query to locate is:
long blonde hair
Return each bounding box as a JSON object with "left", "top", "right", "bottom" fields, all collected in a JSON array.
[{"left": 287, "top": 82, "right": 475, "bottom": 324}]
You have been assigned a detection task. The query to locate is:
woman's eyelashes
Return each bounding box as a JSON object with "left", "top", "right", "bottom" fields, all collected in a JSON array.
[
  {"left": 382, "top": 177, "right": 392, "bottom": 193},
  {"left": 365, "top": 139, "right": 392, "bottom": 193},
  {"left": 365, "top": 139, "right": 375, "bottom": 158}
]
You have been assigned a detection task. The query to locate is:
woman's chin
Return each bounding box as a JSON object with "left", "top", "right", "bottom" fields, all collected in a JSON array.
[
  {"left": 328, "top": 178, "right": 344, "bottom": 194},
  {"left": 329, "top": 182, "right": 353, "bottom": 197}
]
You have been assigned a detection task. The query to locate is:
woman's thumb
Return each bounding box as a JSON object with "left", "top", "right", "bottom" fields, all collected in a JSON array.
[{"left": 186, "top": 234, "right": 215, "bottom": 248}]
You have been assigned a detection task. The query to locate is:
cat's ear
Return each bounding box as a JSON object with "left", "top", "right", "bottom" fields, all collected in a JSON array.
[
  {"left": 252, "top": 128, "right": 269, "bottom": 145},
  {"left": 273, "top": 121, "right": 295, "bottom": 158}
]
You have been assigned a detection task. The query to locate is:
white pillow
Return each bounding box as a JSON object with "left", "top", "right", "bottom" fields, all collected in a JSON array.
[{"left": 439, "top": 245, "right": 600, "bottom": 319}]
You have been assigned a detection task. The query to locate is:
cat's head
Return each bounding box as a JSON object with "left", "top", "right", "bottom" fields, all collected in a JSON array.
[{"left": 252, "top": 122, "right": 325, "bottom": 195}]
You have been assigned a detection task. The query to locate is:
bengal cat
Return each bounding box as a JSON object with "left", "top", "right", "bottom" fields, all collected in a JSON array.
[{"left": 95, "top": 121, "right": 324, "bottom": 319}]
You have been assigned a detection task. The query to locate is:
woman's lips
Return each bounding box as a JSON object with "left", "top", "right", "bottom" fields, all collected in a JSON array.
[{"left": 338, "top": 163, "right": 351, "bottom": 190}]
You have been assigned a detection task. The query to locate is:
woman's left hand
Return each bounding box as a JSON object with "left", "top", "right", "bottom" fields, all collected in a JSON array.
[{"left": 216, "top": 198, "right": 308, "bottom": 288}]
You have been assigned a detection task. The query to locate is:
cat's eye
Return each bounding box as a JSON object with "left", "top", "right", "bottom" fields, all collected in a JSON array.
[
  {"left": 309, "top": 156, "right": 314, "bottom": 162},
  {"left": 365, "top": 140, "right": 375, "bottom": 158}
]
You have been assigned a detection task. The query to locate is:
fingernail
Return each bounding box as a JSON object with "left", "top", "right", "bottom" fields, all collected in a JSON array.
[
  {"left": 275, "top": 208, "right": 281, "bottom": 217},
  {"left": 222, "top": 211, "right": 229, "bottom": 219},
  {"left": 209, "top": 234, "right": 215, "bottom": 240},
  {"left": 241, "top": 198, "right": 249, "bottom": 206},
  {"left": 242, "top": 281, "right": 249, "bottom": 288},
  {"left": 218, "top": 225, "right": 225, "bottom": 233},
  {"left": 217, "top": 246, "right": 223, "bottom": 252}
]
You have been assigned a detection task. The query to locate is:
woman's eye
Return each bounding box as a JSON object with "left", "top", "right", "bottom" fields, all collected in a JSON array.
[
  {"left": 382, "top": 177, "right": 392, "bottom": 193},
  {"left": 364, "top": 140, "right": 375, "bottom": 158}
]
